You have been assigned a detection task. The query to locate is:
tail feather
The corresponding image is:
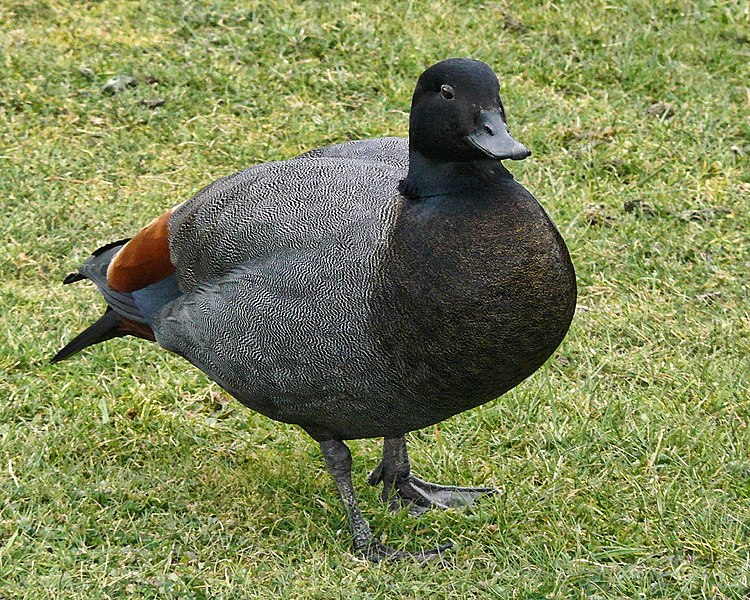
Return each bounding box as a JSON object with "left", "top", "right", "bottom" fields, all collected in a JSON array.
[
  {"left": 53, "top": 237, "right": 175, "bottom": 363},
  {"left": 76, "top": 242, "right": 148, "bottom": 324},
  {"left": 50, "top": 309, "right": 122, "bottom": 363},
  {"left": 63, "top": 272, "right": 86, "bottom": 284}
]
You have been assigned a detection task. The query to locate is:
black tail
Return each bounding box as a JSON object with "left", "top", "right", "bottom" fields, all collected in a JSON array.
[
  {"left": 50, "top": 308, "right": 122, "bottom": 364},
  {"left": 51, "top": 237, "right": 159, "bottom": 364}
]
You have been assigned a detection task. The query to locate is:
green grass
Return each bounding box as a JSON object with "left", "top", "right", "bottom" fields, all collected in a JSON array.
[{"left": 1, "top": 0, "right": 749, "bottom": 597}]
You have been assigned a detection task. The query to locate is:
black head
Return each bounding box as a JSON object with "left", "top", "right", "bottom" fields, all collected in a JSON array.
[{"left": 408, "top": 58, "right": 530, "bottom": 163}]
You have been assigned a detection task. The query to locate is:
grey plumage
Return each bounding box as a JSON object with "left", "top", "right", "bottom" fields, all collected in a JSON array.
[
  {"left": 73, "top": 242, "right": 147, "bottom": 324},
  {"left": 157, "top": 138, "right": 409, "bottom": 436}
]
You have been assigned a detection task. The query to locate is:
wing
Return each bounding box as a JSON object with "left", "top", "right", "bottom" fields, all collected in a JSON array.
[
  {"left": 104, "top": 137, "right": 407, "bottom": 295},
  {"left": 152, "top": 139, "right": 408, "bottom": 425},
  {"left": 167, "top": 137, "right": 408, "bottom": 291}
]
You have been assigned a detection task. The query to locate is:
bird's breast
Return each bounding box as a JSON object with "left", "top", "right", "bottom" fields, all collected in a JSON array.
[{"left": 372, "top": 184, "right": 577, "bottom": 421}]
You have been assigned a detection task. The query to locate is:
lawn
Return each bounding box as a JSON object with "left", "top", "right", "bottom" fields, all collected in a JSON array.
[{"left": 1, "top": 0, "right": 749, "bottom": 597}]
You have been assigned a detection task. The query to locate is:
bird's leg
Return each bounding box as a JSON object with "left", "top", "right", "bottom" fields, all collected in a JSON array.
[
  {"left": 367, "top": 436, "right": 496, "bottom": 514},
  {"left": 319, "top": 439, "right": 450, "bottom": 562},
  {"left": 319, "top": 440, "right": 378, "bottom": 556}
]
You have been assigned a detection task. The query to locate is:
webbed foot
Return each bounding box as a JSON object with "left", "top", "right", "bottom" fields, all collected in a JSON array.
[
  {"left": 359, "top": 538, "right": 453, "bottom": 563},
  {"left": 367, "top": 437, "right": 497, "bottom": 514}
]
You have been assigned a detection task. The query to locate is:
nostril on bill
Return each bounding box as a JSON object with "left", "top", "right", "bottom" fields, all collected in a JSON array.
[{"left": 483, "top": 124, "right": 494, "bottom": 136}]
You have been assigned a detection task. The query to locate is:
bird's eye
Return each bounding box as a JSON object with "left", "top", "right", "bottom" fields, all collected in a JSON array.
[{"left": 440, "top": 85, "right": 455, "bottom": 100}]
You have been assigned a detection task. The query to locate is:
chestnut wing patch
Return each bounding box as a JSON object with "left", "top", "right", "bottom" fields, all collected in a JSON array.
[{"left": 107, "top": 209, "right": 175, "bottom": 293}]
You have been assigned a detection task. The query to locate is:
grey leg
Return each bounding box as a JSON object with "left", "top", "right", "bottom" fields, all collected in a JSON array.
[
  {"left": 319, "top": 439, "right": 451, "bottom": 562},
  {"left": 367, "top": 437, "right": 496, "bottom": 514},
  {"left": 319, "top": 439, "right": 375, "bottom": 555}
]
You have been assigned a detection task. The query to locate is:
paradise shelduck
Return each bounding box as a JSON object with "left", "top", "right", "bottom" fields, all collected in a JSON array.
[{"left": 53, "top": 58, "right": 577, "bottom": 561}]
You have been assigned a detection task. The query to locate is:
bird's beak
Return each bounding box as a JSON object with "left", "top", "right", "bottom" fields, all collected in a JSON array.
[{"left": 466, "top": 109, "right": 531, "bottom": 161}]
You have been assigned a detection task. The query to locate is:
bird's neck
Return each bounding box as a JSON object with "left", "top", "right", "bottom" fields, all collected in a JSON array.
[{"left": 398, "top": 149, "right": 513, "bottom": 200}]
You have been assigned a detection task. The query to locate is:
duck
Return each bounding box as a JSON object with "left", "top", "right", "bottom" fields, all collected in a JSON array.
[{"left": 52, "top": 58, "right": 577, "bottom": 562}]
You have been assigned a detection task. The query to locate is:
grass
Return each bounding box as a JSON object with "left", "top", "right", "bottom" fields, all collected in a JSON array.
[{"left": 1, "top": 0, "right": 749, "bottom": 597}]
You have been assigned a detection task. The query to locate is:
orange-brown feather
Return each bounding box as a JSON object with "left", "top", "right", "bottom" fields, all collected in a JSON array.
[
  {"left": 118, "top": 317, "right": 157, "bottom": 341},
  {"left": 107, "top": 209, "right": 175, "bottom": 293}
]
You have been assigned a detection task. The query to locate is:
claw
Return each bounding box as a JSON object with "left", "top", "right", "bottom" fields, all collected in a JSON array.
[{"left": 366, "top": 461, "right": 384, "bottom": 486}]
